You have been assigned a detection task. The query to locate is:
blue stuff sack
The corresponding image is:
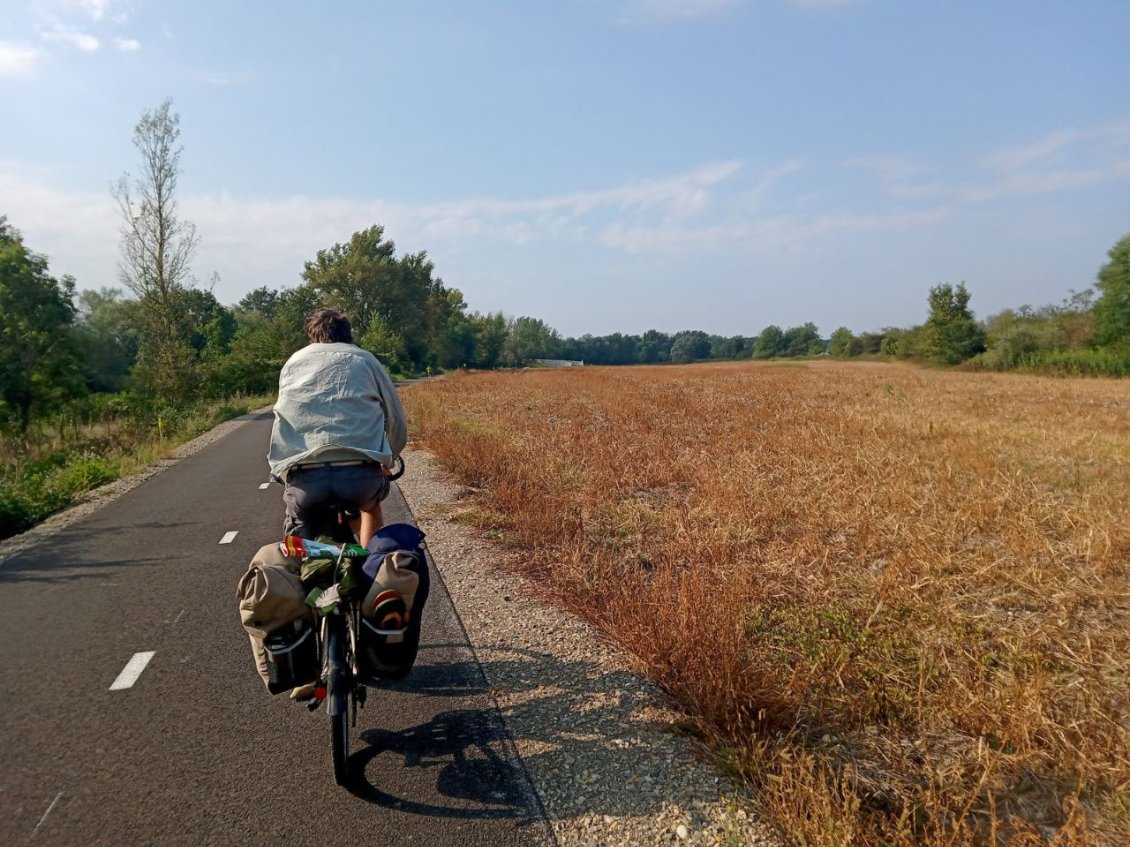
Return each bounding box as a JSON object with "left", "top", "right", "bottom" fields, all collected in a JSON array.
[
  {"left": 357, "top": 523, "right": 430, "bottom": 681},
  {"left": 362, "top": 523, "right": 426, "bottom": 579}
]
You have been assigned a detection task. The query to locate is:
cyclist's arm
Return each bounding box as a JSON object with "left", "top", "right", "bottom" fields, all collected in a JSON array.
[{"left": 370, "top": 357, "right": 408, "bottom": 460}]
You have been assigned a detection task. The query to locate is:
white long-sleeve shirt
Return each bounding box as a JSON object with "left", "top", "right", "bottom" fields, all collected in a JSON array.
[{"left": 267, "top": 342, "right": 408, "bottom": 480}]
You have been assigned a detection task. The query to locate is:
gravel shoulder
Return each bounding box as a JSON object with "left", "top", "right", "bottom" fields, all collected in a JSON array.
[{"left": 398, "top": 445, "right": 776, "bottom": 847}]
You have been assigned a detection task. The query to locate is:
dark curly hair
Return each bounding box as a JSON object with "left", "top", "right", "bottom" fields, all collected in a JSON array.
[{"left": 304, "top": 308, "right": 353, "bottom": 344}]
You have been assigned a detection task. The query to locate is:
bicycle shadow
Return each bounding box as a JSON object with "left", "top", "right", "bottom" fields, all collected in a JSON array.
[
  {"left": 343, "top": 643, "right": 715, "bottom": 823},
  {"left": 347, "top": 707, "right": 539, "bottom": 820},
  {"left": 343, "top": 639, "right": 543, "bottom": 821}
]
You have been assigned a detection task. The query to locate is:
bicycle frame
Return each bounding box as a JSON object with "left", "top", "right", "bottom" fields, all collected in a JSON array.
[
  {"left": 284, "top": 456, "right": 405, "bottom": 785},
  {"left": 304, "top": 550, "right": 372, "bottom": 785}
]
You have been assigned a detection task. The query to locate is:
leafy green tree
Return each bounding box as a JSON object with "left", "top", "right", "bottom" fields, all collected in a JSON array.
[
  {"left": 273, "top": 285, "right": 321, "bottom": 346},
  {"left": 207, "top": 285, "right": 315, "bottom": 395},
  {"left": 428, "top": 288, "right": 476, "bottom": 369},
  {"left": 178, "top": 288, "right": 236, "bottom": 359},
  {"left": 358, "top": 313, "right": 409, "bottom": 376},
  {"left": 237, "top": 286, "right": 280, "bottom": 319},
  {"left": 670, "top": 330, "right": 711, "bottom": 363},
  {"left": 893, "top": 325, "right": 928, "bottom": 359},
  {"left": 981, "top": 310, "right": 1052, "bottom": 368},
  {"left": 561, "top": 333, "right": 639, "bottom": 365},
  {"left": 707, "top": 334, "right": 754, "bottom": 360},
  {"left": 732, "top": 335, "right": 756, "bottom": 358},
  {"left": 637, "top": 329, "right": 672, "bottom": 364},
  {"left": 922, "top": 283, "right": 985, "bottom": 364},
  {"left": 113, "top": 99, "right": 200, "bottom": 401},
  {"left": 599, "top": 333, "right": 641, "bottom": 365},
  {"left": 75, "top": 287, "right": 142, "bottom": 392},
  {"left": 856, "top": 331, "right": 886, "bottom": 354},
  {"left": 302, "top": 225, "right": 396, "bottom": 338},
  {"left": 1056, "top": 290, "right": 1097, "bottom": 349},
  {"left": 828, "top": 327, "right": 856, "bottom": 358},
  {"left": 209, "top": 315, "right": 288, "bottom": 396},
  {"left": 559, "top": 335, "right": 585, "bottom": 363},
  {"left": 0, "top": 219, "right": 83, "bottom": 433},
  {"left": 301, "top": 227, "right": 441, "bottom": 371},
  {"left": 398, "top": 251, "right": 445, "bottom": 367},
  {"left": 976, "top": 288, "right": 1099, "bottom": 370},
  {"left": 469, "top": 311, "right": 508, "bottom": 369},
  {"left": 1094, "top": 233, "right": 1130, "bottom": 346},
  {"left": 783, "top": 322, "right": 823, "bottom": 356},
  {"left": 753, "top": 325, "right": 785, "bottom": 359},
  {"left": 503, "top": 316, "right": 561, "bottom": 366}
]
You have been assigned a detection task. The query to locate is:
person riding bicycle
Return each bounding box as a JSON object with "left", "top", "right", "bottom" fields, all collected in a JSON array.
[{"left": 268, "top": 308, "right": 407, "bottom": 549}]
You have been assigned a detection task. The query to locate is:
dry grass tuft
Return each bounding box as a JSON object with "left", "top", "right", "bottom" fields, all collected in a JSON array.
[{"left": 403, "top": 362, "right": 1130, "bottom": 845}]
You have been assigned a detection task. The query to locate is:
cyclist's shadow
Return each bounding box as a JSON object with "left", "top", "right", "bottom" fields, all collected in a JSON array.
[{"left": 347, "top": 705, "right": 538, "bottom": 820}]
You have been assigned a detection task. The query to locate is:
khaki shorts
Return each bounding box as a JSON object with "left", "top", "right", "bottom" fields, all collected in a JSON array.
[{"left": 282, "top": 462, "right": 390, "bottom": 539}]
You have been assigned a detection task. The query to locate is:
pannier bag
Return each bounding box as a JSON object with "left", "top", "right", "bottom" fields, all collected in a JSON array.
[
  {"left": 237, "top": 543, "right": 315, "bottom": 693},
  {"left": 357, "top": 523, "right": 431, "bottom": 681},
  {"left": 262, "top": 619, "right": 319, "bottom": 695}
]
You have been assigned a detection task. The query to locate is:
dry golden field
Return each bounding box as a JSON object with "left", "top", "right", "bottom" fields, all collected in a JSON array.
[{"left": 403, "top": 361, "right": 1130, "bottom": 846}]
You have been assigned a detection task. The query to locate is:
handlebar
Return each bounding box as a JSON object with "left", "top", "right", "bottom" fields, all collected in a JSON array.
[{"left": 387, "top": 455, "right": 405, "bottom": 481}]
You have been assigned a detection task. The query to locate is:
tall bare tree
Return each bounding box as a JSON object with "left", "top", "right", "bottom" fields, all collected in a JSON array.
[{"left": 113, "top": 99, "right": 199, "bottom": 400}]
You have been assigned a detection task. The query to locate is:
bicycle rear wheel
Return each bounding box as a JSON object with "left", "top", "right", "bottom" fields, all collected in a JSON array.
[{"left": 326, "top": 614, "right": 350, "bottom": 785}]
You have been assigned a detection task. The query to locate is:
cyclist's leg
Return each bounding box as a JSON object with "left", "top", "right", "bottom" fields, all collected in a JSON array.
[
  {"left": 331, "top": 465, "right": 389, "bottom": 548},
  {"left": 358, "top": 504, "right": 383, "bottom": 549},
  {"left": 281, "top": 466, "right": 333, "bottom": 539}
]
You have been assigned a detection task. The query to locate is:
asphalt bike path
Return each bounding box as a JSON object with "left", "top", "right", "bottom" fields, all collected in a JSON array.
[{"left": 0, "top": 411, "right": 553, "bottom": 846}]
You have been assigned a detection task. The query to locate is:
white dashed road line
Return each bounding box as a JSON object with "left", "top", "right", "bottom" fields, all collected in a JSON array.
[
  {"left": 109, "top": 652, "right": 155, "bottom": 691},
  {"left": 258, "top": 483, "right": 271, "bottom": 490},
  {"left": 219, "top": 531, "right": 238, "bottom": 544}
]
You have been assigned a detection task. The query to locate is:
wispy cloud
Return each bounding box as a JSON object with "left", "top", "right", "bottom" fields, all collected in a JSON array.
[
  {"left": 842, "top": 119, "right": 1130, "bottom": 207},
  {"left": 842, "top": 157, "right": 942, "bottom": 201},
  {"left": 0, "top": 41, "right": 43, "bottom": 75},
  {"left": 599, "top": 206, "right": 948, "bottom": 254},
  {"left": 23, "top": 0, "right": 135, "bottom": 60},
  {"left": 59, "top": 0, "right": 114, "bottom": 22},
  {"left": 41, "top": 29, "right": 100, "bottom": 51},
  {"left": 446, "top": 160, "right": 742, "bottom": 219},
  {"left": 982, "top": 120, "right": 1130, "bottom": 173},
  {"left": 958, "top": 119, "right": 1130, "bottom": 202}
]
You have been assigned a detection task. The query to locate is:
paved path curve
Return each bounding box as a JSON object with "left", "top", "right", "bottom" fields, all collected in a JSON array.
[{"left": 0, "top": 411, "right": 553, "bottom": 847}]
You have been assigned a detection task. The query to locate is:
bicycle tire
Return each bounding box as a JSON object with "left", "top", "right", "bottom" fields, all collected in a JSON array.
[{"left": 326, "top": 615, "right": 350, "bottom": 785}]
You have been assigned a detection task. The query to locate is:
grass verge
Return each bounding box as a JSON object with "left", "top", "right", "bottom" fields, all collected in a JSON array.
[{"left": 0, "top": 394, "right": 274, "bottom": 540}]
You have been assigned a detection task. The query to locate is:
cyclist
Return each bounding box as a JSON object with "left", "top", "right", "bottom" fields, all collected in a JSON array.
[{"left": 268, "top": 308, "right": 407, "bottom": 548}]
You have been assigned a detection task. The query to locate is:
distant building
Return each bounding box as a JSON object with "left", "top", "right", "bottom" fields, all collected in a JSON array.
[{"left": 532, "top": 358, "right": 584, "bottom": 368}]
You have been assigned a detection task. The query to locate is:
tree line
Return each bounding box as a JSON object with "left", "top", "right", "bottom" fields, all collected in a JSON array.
[{"left": 2, "top": 99, "right": 1129, "bottom": 438}]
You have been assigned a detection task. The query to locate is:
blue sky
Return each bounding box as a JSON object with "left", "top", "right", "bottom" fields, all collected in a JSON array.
[{"left": 2, "top": 0, "right": 1128, "bottom": 337}]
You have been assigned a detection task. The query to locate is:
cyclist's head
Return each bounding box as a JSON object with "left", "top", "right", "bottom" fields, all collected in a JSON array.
[{"left": 305, "top": 308, "right": 353, "bottom": 344}]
